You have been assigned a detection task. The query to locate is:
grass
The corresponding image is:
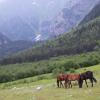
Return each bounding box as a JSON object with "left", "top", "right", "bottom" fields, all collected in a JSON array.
[{"left": 0, "top": 64, "right": 100, "bottom": 100}]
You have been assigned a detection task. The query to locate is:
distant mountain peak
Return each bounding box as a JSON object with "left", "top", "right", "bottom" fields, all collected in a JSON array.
[{"left": 80, "top": 1, "right": 100, "bottom": 25}]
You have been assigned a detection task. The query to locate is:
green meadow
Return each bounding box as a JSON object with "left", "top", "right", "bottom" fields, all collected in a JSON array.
[{"left": 0, "top": 64, "right": 100, "bottom": 100}]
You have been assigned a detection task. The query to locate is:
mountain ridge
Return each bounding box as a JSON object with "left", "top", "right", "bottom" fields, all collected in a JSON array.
[
  {"left": 80, "top": 1, "right": 100, "bottom": 25},
  {"left": 1, "top": 16, "right": 100, "bottom": 64},
  {"left": 0, "top": 33, "right": 34, "bottom": 59},
  {"left": 0, "top": 0, "right": 99, "bottom": 41},
  {"left": 40, "top": 0, "right": 99, "bottom": 40}
]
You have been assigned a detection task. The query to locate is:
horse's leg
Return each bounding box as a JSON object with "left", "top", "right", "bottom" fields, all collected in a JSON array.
[
  {"left": 64, "top": 81, "right": 66, "bottom": 88},
  {"left": 60, "top": 81, "right": 62, "bottom": 88},
  {"left": 67, "top": 81, "right": 72, "bottom": 88},
  {"left": 68, "top": 81, "right": 70, "bottom": 88},
  {"left": 70, "top": 81, "right": 72, "bottom": 88},
  {"left": 57, "top": 80, "right": 59, "bottom": 88},
  {"left": 85, "top": 80, "right": 88, "bottom": 87},
  {"left": 61, "top": 81, "right": 64, "bottom": 88},
  {"left": 59, "top": 81, "right": 64, "bottom": 88},
  {"left": 90, "top": 79, "right": 93, "bottom": 87},
  {"left": 64, "top": 82, "right": 66, "bottom": 88},
  {"left": 65, "top": 80, "right": 68, "bottom": 88},
  {"left": 65, "top": 80, "right": 67, "bottom": 88},
  {"left": 78, "top": 79, "right": 83, "bottom": 88}
]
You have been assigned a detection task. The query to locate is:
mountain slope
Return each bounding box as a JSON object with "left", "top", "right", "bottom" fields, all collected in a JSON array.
[
  {"left": 0, "top": 0, "right": 66, "bottom": 41},
  {"left": 80, "top": 1, "right": 100, "bottom": 25},
  {"left": 1, "top": 17, "right": 100, "bottom": 64},
  {"left": 0, "top": 40, "right": 34, "bottom": 59},
  {"left": 40, "top": 0, "right": 99, "bottom": 40},
  {"left": 0, "top": 0, "right": 99, "bottom": 41},
  {"left": 0, "top": 16, "right": 39, "bottom": 41},
  {"left": 0, "top": 33, "right": 34, "bottom": 59}
]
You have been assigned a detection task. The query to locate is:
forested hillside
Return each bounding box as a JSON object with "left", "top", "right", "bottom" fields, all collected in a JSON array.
[
  {"left": 0, "top": 40, "right": 34, "bottom": 59},
  {"left": 1, "top": 17, "right": 100, "bottom": 65},
  {"left": 0, "top": 51, "right": 100, "bottom": 83}
]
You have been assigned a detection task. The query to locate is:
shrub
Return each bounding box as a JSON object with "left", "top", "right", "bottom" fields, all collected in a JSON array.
[
  {"left": 69, "top": 68, "right": 75, "bottom": 73},
  {"left": 52, "top": 67, "right": 65, "bottom": 77}
]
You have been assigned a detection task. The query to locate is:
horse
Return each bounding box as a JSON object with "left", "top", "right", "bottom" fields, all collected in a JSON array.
[
  {"left": 79, "top": 71, "right": 97, "bottom": 88},
  {"left": 57, "top": 74, "right": 80, "bottom": 88},
  {"left": 57, "top": 74, "right": 67, "bottom": 88},
  {"left": 64, "top": 74, "right": 80, "bottom": 88}
]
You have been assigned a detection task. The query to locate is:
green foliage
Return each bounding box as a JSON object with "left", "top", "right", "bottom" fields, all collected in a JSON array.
[
  {"left": 69, "top": 68, "right": 75, "bottom": 73},
  {"left": 0, "top": 51, "right": 100, "bottom": 83},
  {"left": 52, "top": 67, "right": 65, "bottom": 77}
]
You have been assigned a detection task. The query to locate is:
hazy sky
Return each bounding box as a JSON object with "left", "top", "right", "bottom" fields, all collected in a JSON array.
[
  {"left": 0, "top": 0, "right": 99, "bottom": 21},
  {"left": 0, "top": 0, "right": 67, "bottom": 21}
]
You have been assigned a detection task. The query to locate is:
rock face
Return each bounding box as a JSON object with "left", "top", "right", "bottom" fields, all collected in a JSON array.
[
  {"left": 80, "top": 1, "right": 100, "bottom": 25},
  {"left": 0, "top": 16, "right": 39, "bottom": 41},
  {"left": 0, "top": 0, "right": 66, "bottom": 41},
  {"left": 40, "top": 0, "right": 100, "bottom": 40},
  {"left": 0, "top": 0, "right": 99, "bottom": 41}
]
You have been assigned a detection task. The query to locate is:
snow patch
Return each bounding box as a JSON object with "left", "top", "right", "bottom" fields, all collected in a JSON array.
[{"left": 35, "top": 34, "right": 41, "bottom": 41}]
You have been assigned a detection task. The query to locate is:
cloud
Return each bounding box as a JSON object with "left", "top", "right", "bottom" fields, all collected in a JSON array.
[
  {"left": 47, "top": 1, "right": 55, "bottom": 6},
  {"left": 32, "top": 1, "right": 39, "bottom": 6}
]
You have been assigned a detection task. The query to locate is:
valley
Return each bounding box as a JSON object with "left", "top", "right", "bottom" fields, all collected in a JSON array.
[{"left": 0, "top": 1, "right": 100, "bottom": 100}]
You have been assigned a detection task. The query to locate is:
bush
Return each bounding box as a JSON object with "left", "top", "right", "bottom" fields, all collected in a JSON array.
[
  {"left": 69, "top": 68, "right": 75, "bottom": 73},
  {"left": 63, "top": 61, "right": 80, "bottom": 70},
  {"left": 52, "top": 67, "right": 65, "bottom": 77}
]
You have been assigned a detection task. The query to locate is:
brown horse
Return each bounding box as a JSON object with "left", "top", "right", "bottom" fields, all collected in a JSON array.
[
  {"left": 65, "top": 74, "right": 80, "bottom": 88},
  {"left": 57, "top": 74, "right": 80, "bottom": 88}
]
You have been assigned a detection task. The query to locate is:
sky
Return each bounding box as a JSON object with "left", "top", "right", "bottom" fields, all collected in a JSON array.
[
  {"left": 0, "top": 0, "right": 67, "bottom": 21},
  {"left": 0, "top": 0, "right": 99, "bottom": 21},
  {"left": 0, "top": 0, "right": 5, "bottom": 2}
]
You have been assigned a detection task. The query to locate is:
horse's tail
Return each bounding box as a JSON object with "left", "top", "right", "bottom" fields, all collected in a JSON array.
[
  {"left": 57, "top": 79, "right": 59, "bottom": 88},
  {"left": 92, "top": 77, "right": 97, "bottom": 83}
]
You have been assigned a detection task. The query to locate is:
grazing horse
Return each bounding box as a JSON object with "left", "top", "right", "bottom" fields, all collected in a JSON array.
[
  {"left": 79, "top": 71, "right": 97, "bottom": 88},
  {"left": 65, "top": 74, "right": 80, "bottom": 88},
  {"left": 57, "top": 74, "right": 80, "bottom": 88},
  {"left": 57, "top": 74, "right": 66, "bottom": 88}
]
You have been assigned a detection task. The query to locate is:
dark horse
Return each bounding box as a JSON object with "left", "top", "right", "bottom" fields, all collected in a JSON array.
[
  {"left": 57, "top": 74, "right": 80, "bottom": 88},
  {"left": 79, "top": 71, "right": 97, "bottom": 88}
]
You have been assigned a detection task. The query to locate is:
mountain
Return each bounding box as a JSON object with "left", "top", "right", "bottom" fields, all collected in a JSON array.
[
  {"left": 0, "top": 0, "right": 66, "bottom": 41},
  {"left": 0, "top": 32, "right": 34, "bottom": 59},
  {"left": 1, "top": 17, "right": 100, "bottom": 64},
  {"left": 0, "top": 40, "right": 34, "bottom": 59},
  {"left": 40, "top": 0, "right": 100, "bottom": 40},
  {"left": 0, "top": 16, "right": 39, "bottom": 41},
  {"left": 0, "top": 0, "right": 99, "bottom": 41},
  {"left": 80, "top": 1, "right": 100, "bottom": 25}
]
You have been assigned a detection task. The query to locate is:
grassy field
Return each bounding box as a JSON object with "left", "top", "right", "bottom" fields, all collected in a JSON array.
[{"left": 0, "top": 64, "right": 100, "bottom": 100}]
